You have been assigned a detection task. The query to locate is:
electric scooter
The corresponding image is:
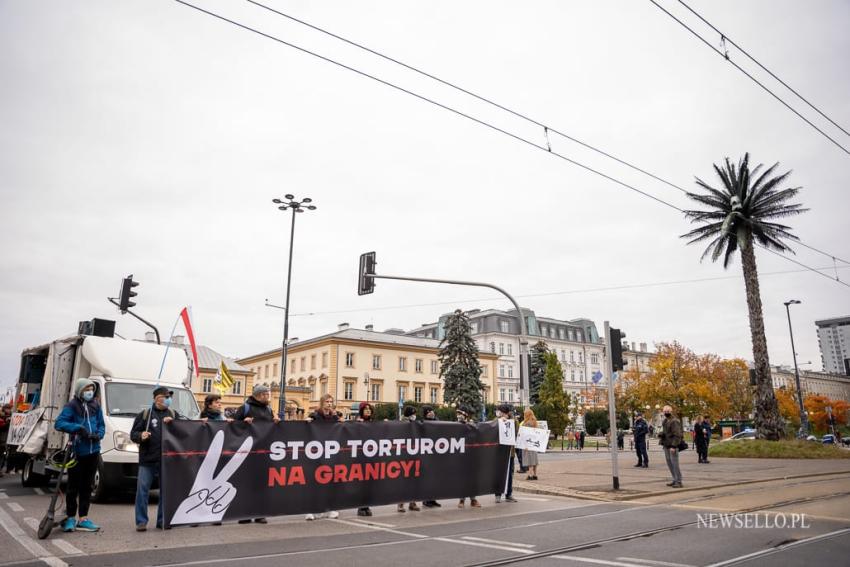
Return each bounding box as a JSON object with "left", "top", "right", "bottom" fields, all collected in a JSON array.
[{"left": 37, "top": 439, "right": 75, "bottom": 540}]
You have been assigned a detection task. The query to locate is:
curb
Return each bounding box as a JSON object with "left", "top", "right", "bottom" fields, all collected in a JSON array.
[{"left": 514, "top": 469, "right": 850, "bottom": 502}]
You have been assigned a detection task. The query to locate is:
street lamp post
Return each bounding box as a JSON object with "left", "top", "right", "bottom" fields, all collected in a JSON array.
[
  {"left": 784, "top": 300, "right": 809, "bottom": 436},
  {"left": 272, "top": 195, "right": 317, "bottom": 420}
]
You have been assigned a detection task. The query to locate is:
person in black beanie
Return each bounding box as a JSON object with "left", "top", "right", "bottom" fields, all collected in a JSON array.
[{"left": 421, "top": 406, "right": 441, "bottom": 508}]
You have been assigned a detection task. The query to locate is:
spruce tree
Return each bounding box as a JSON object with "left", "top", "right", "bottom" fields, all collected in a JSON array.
[
  {"left": 439, "top": 310, "right": 485, "bottom": 418},
  {"left": 529, "top": 340, "right": 550, "bottom": 405},
  {"left": 537, "top": 351, "right": 571, "bottom": 438}
]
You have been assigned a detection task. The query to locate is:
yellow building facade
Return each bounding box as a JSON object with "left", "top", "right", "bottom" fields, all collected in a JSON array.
[{"left": 238, "top": 327, "right": 499, "bottom": 419}]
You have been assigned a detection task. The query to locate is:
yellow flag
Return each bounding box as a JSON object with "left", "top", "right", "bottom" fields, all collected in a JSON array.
[{"left": 219, "top": 361, "right": 235, "bottom": 389}]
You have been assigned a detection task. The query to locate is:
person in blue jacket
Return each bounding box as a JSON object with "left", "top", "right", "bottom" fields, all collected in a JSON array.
[{"left": 54, "top": 378, "right": 105, "bottom": 532}]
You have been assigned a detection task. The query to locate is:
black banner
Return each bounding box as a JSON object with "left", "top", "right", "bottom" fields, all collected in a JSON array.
[{"left": 162, "top": 420, "right": 509, "bottom": 526}]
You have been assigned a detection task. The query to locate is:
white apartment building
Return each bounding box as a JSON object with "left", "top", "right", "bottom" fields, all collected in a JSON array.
[{"left": 816, "top": 316, "right": 850, "bottom": 376}]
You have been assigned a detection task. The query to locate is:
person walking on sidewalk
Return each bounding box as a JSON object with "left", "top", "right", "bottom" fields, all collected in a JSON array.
[
  {"left": 632, "top": 411, "right": 649, "bottom": 468},
  {"left": 356, "top": 402, "right": 375, "bottom": 517},
  {"left": 694, "top": 416, "right": 708, "bottom": 464},
  {"left": 659, "top": 405, "right": 683, "bottom": 488},
  {"left": 579, "top": 429, "right": 586, "bottom": 451},
  {"left": 306, "top": 394, "right": 342, "bottom": 521},
  {"left": 520, "top": 408, "right": 540, "bottom": 480},
  {"left": 54, "top": 379, "right": 105, "bottom": 532}
]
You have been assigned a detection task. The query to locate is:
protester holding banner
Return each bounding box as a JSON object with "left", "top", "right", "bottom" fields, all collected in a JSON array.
[
  {"left": 421, "top": 406, "right": 442, "bottom": 509},
  {"left": 355, "top": 402, "right": 375, "bottom": 517},
  {"left": 398, "top": 405, "right": 422, "bottom": 512},
  {"left": 233, "top": 384, "right": 279, "bottom": 425},
  {"left": 495, "top": 404, "right": 518, "bottom": 503},
  {"left": 305, "top": 394, "right": 341, "bottom": 521},
  {"left": 131, "top": 386, "right": 183, "bottom": 531},
  {"left": 54, "top": 379, "right": 106, "bottom": 533},
  {"left": 456, "top": 406, "right": 482, "bottom": 509},
  {"left": 520, "top": 408, "right": 540, "bottom": 481},
  {"left": 0, "top": 403, "right": 10, "bottom": 477},
  {"left": 200, "top": 394, "right": 231, "bottom": 423}
]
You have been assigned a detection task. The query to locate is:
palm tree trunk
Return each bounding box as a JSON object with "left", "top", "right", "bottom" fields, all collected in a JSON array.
[{"left": 740, "top": 234, "right": 784, "bottom": 440}]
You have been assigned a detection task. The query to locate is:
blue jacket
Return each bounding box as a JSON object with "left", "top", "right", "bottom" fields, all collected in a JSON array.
[{"left": 55, "top": 398, "right": 106, "bottom": 457}]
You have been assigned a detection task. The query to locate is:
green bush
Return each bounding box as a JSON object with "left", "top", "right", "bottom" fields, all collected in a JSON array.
[{"left": 709, "top": 439, "right": 850, "bottom": 459}]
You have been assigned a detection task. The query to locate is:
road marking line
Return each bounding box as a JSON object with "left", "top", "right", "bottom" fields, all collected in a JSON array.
[
  {"left": 553, "top": 556, "right": 646, "bottom": 567},
  {"left": 705, "top": 527, "right": 850, "bottom": 567},
  {"left": 33, "top": 488, "right": 45, "bottom": 496},
  {"left": 435, "top": 537, "right": 534, "bottom": 554},
  {"left": 25, "top": 517, "right": 39, "bottom": 531},
  {"left": 0, "top": 498, "right": 67, "bottom": 567},
  {"left": 513, "top": 496, "right": 550, "bottom": 501},
  {"left": 348, "top": 518, "right": 397, "bottom": 528},
  {"left": 329, "top": 518, "right": 427, "bottom": 539},
  {"left": 7, "top": 502, "right": 24, "bottom": 512},
  {"left": 462, "top": 536, "right": 535, "bottom": 548},
  {"left": 51, "top": 539, "right": 84, "bottom": 556},
  {"left": 617, "top": 558, "right": 695, "bottom": 567}
]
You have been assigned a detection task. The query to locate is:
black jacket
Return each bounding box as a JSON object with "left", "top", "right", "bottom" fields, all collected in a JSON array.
[
  {"left": 694, "top": 422, "right": 708, "bottom": 446},
  {"left": 310, "top": 410, "right": 340, "bottom": 423},
  {"left": 130, "top": 406, "right": 182, "bottom": 466},
  {"left": 233, "top": 397, "right": 276, "bottom": 421},
  {"left": 633, "top": 418, "right": 649, "bottom": 442}
]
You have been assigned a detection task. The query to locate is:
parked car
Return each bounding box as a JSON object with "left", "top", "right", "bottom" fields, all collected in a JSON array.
[
  {"left": 723, "top": 429, "right": 756, "bottom": 442},
  {"left": 821, "top": 434, "right": 835, "bottom": 445}
]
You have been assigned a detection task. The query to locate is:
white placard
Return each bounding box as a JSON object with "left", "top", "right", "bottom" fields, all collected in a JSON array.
[
  {"left": 498, "top": 418, "right": 516, "bottom": 446},
  {"left": 7, "top": 408, "right": 45, "bottom": 447},
  {"left": 516, "top": 426, "right": 549, "bottom": 453}
]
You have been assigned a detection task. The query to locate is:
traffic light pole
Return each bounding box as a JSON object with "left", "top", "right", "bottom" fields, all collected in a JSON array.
[
  {"left": 604, "top": 321, "right": 620, "bottom": 490},
  {"left": 107, "top": 298, "right": 161, "bottom": 344},
  {"left": 371, "top": 273, "right": 530, "bottom": 407}
]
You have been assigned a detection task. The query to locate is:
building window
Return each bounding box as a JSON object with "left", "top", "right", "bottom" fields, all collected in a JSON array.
[
  {"left": 578, "top": 351, "right": 583, "bottom": 363},
  {"left": 508, "top": 389, "right": 515, "bottom": 402},
  {"left": 540, "top": 325, "right": 547, "bottom": 336},
  {"left": 373, "top": 355, "right": 382, "bottom": 370},
  {"left": 490, "top": 342, "right": 496, "bottom": 353},
  {"left": 499, "top": 343, "right": 505, "bottom": 355},
  {"left": 430, "top": 387, "right": 438, "bottom": 404},
  {"left": 370, "top": 383, "right": 381, "bottom": 401},
  {"left": 399, "top": 357, "right": 407, "bottom": 372},
  {"left": 344, "top": 382, "right": 354, "bottom": 401},
  {"left": 481, "top": 365, "right": 488, "bottom": 377},
  {"left": 345, "top": 352, "right": 355, "bottom": 368},
  {"left": 508, "top": 366, "right": 514, "bottom": 378},
  {"left": 470, "top": 322, "right": 479, "bottom": 334},
  {"left": 232, "top": 379, "right": 242, "bottom": 395},
  {"left": 500, "top": 320, "right": 510, "bottom": 333},
  {"left": 577, "top": 331, "right": 583, "bottom": 342},
  {"left": 414, "top": 386, "right": 423, "bottom": 403},
  {"left": 431, "top": 360, "right": 439, "bottom": 374},
  {"left": 310, "top": 355, "right": 316, "bottom": 370},
  {"left": 591, "top": 353, "right": 599, "bottom": 364},
  {"left": 321, "top": 381, "right": 328, "bottom": 397},
  {"left": 398, "top": 385, "right": 407, "bottom": 401},
  {"left": 202, "top": 378, "right": 212, "bottom": 393},
  {"left": 499, "top": 388, "right": 506, "bottom": 401},
  {"left": 290, "top": 358, "right": 296, "bottom": 373},
  {"left": 570, "top": 351, "right": 575, "bottom": 363},
  {"left": 580, "top": 370, "right": 584, "bottom": 381},
  {"left": 499, "top": 365, "right": 505, "bottom": 378},
  {"left": 571, "top": 370, "right": 576, "bottom": 381},
  {"left": 300, "top": 357, "right": 306, "bottom": 372},
  {"left": 550, "top": 327, "right": 556, "bottom": 338},
  {"left": 507, "top": 344, "right": 513, "bottom": 356},
  {"left": 415, "top": 359, "right": 423, "bottom": 373},
  {"left": 322, "top": 352, "right": 328, "bottom": 368},
  {"left": 569, "top": 330, "right": 575, "bottom": 341},
  {"left": 559, "top": 328, "right": 565, "bottom": 340}
]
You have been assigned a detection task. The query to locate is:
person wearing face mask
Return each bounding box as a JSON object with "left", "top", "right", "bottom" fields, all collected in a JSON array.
[
  {"left": 54, "top": 378, "right": 105, "bottom": 532},
  {"left": 397, "top": 406, "right": 422, "bottom": 513},
  {"left": 658, "top": 405, "right": 684, "bottom": 488},
  {"left": 131, "top": 386, "right": 184, "bottom": 531}
]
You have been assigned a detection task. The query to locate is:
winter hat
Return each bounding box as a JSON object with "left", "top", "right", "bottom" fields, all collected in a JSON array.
[
  {"left": 403, "top": 405, "right": 417, "bottom": 418},
  {"left": 74, "top": 378, "right": 95, "bottom": 399},
  {"left": 497, "top": 403, "right": 513, "bottom": 415},
  {"left": 253, "top": 383, "right": 271, "bottom": 396}
]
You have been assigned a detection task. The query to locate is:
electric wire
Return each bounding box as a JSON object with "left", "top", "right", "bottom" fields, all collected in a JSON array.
[
  {"left": 172, "top": 0, "right": 849, "bottom": 290},
  {"left": 676, "top": 0, "right": 850, "bottom": 138},
  {"left": 647, "top": 0, "right": 850, "bottom": 156}
]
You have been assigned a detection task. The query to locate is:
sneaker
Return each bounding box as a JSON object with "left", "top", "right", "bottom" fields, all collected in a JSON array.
[
  {"left": 470, "top": 499, "right": 481, "bottom": 508},
  {"left": 328, "top": 511, "right": 339, "bottom": 519},
  {"left": 408, "top": 503, "right": 421, "bottom": 511},
  {"left": 305, "top": 514, "right": 316, "bottom": 521},
  {"left": 397, "top": 505, "right": 406, "bottom": 513},
  {"left": 505, "top": 496, "right": 518, "bottom": 503},
  {"left": 62, "top": 518, "right": 76, "bottom": 532},
  {"left": 136, "top": 524, "right": 147, "bottom": 532},
  {"left": 672, "top": 483, "right": 683, "bottom": 488},
  {"left": 634, "top": 463, "right": 643, "bottom": 467},
  {"left": 254, "top": 518, "right": 268, "bottom": 524},
  {"left": 431, "top": 501, "right": 441, "bottom": 507},
  {"left": 666, "top": 482, "right": 676, "bottom": 487},
  {"left": 76, "top": 519, "right": 100, "bottom": 532}
]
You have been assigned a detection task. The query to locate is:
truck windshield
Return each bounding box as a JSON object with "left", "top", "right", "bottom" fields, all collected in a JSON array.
[{"left": 105, "top": 383, "right": 200, "bottom": 419}]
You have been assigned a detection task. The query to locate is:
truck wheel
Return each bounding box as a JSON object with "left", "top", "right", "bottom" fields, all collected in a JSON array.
[
  {"left": 90, "top": 458, "right": 109, "bottom": 503},
  {"left": 22, "top": 458, "right": 48, "bottom": 488}
]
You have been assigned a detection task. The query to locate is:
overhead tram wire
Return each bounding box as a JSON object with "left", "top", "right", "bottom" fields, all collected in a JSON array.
[
  {"left": 173, "top": 0, "right": 849, "bottom": 291},
  {"left": 647, "top": 0, "right": 850, "bottom": 157},
  {"left": 245, "top": 0, "right": 850, "bottom": 267},
  {"left": 677, "top": 0, "right": 850, "bottom": 138},
  {"left": 287, "top": 264, "right": 850, "bottom": 318}
]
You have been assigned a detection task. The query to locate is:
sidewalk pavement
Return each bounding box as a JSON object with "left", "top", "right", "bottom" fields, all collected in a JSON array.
[{"left": 514, "top": 444, "right": 850, "bottom": 501}]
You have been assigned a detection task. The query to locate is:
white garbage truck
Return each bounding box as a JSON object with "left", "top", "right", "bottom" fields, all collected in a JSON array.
[{"left": 8, "top": 319, "right": 200, "bottom": 500}]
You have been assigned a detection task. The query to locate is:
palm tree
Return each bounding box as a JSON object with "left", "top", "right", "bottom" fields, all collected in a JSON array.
[{"left": 681, "top": 153, "right": 806, "bottom": 441}]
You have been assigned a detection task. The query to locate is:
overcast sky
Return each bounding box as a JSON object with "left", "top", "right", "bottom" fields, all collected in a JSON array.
[{"left": 2, "top": 0, "right": 848, "bottom": 393}]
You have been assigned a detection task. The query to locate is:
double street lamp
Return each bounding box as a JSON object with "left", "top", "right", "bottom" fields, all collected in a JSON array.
[
  {"left": 784, "top": 299, "right": 809, "bottom": 437},
  {"left": 272, "top": 195, "right": 317, "bottom": 420}
]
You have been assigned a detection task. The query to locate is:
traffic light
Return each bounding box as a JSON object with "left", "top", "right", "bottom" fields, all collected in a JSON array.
[
  {"left": 610, "top": 327, "right": 627, "bottom": 371},
  {"left": 358, "top": 252, "right": 376, "bottom": 296},
  {"left": 119, "top": 275, "right": 139, "bottom": 313}
]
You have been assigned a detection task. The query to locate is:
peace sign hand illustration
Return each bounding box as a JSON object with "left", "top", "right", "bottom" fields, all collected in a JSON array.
[{"left": 170, "top": 430, "right": 253, "bottom": 525}]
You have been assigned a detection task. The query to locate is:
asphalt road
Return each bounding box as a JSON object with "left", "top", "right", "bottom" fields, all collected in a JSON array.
[{"left": 0, "top": 467, "right": 848, "bottom": 567}]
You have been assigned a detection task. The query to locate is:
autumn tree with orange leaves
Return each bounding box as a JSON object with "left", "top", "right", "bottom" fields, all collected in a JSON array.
[{"left": 804, "top": 395, "right": 849, "bottom": 435}]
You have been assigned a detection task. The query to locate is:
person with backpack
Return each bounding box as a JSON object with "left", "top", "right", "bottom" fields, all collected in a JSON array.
[
  {"left": 54, "top": 378, "right": 105, "bottom": 532},
  {"left": 234, "top": 384, "right": 278, "bottom": 524},
  {"left": 130, "top": 386, "right": 184, "bottom": 531}
]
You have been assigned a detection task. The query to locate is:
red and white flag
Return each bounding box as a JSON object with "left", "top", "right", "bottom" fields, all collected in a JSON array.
[{"left": 179, "top": 307, "right": 200, "bottom": 377}]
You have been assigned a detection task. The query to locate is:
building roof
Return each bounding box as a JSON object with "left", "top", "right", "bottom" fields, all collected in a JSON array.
[
  {"left": 815, "top": 316, "right": 850, "bottom": 326},
  {"left": 197, "top": 345, "right": 250, "bottom": 373}
]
